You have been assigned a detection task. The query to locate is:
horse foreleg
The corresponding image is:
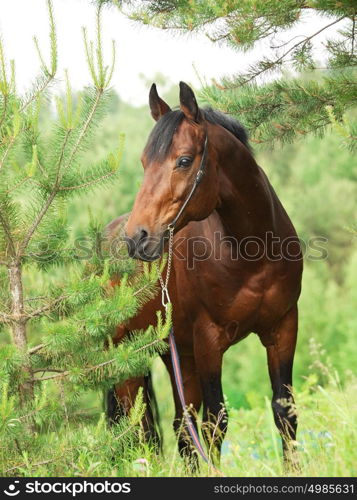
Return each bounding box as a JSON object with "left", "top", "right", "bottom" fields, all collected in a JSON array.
[
  {"left": 162, "top": 353, "right": 202, "bottom": 470},
  {"left": 200, "top": 370, "right": 227, "bottom": 466},
  {"left": 263, "top": 304, "right": 298, "bottom": 468},
  {"left": 194, "top": 323, "right": 227, "bottom": 466}
]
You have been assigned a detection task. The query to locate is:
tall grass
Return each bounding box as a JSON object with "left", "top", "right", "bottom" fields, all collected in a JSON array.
[{"left": 1, "top": 360, "right": 356, "bottom": 477}]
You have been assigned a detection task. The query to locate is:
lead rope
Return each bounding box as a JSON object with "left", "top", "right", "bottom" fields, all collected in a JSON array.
[{"left": 156, "top": 226, "right": 223, "bottom": 476}]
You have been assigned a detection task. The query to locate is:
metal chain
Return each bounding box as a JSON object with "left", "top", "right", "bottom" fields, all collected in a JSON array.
[{"left": 157, "top": 225, "right": 174, "bottom": 309}]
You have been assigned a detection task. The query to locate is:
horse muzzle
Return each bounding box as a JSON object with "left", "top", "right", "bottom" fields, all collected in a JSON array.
[{"left": 124, "top": 228, "right": 165, "bottom": 262}]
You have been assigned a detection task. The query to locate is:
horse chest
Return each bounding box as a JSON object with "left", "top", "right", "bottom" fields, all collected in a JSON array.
[{"left": 179, "top": 260, "right": 267, "bottom": 330}]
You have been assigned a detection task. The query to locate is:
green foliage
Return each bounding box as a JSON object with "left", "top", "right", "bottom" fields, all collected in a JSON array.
[
  {"left": 1, "top": 0, "right": 355, "bottom": 475},
  {"left": 1, "top": 369, "right": 356, "bottom": 476},
  {"left": 119, "top": 0, "right": 357, "bottom": 150},
  {"left": 1, "top": 77, "right": 351, "bottom": 477},
  {"left": 0, "top": 0, "right": 170, "bottom": 470},
  {"left": 200, "top": 73, "right": 357, "bottom": 149}
]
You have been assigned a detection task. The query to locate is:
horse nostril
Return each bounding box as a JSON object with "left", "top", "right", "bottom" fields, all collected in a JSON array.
[
  {"left": 139, "top": 228, "right": 148, "bottom": 242},
  {"left": 124, "top": 235, "right": 136, "bottom": 258},
  {"left": 124, "top": 228, "right": 149, "bottom": 258}
]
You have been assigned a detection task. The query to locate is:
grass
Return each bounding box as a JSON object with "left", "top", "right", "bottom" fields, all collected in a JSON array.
[
  {"left": 1, "top": 363, "right": 356, "bottom": 477},
  {"left": 221, "top": 380, "right": 357, "bottom": 477}
]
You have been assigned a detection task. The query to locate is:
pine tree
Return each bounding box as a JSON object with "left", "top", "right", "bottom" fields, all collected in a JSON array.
[
  {"left": 117, "top": 0, "right": 357, "bottom": 151},
  {"left": 0, "top": 0, "right": 169, "bottom": 442}
]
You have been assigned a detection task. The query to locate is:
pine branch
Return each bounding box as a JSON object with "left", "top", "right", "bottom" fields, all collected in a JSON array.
[
  {"left": 19, "top": 86, "right": 108, "bottom": 254},
  {"left": 224, "top": 15, "right": 347, "bottom": 88},
  {"left": 113, "top": 420, "right": 139, "bottom": 442},
  {"left": 5, "top": 177, "right": 31, "bottom": 195},
  {"left": 19, "top": 76, "right": 55, "bottom": 116},
  {"left": 18, "top": 0, "right": 57, "bottom": 114},
  {"left": 122, "top": 1, "right": 356, "bottom": 147},
  {"left": 32, "top": 368, "right": 64, "bottom": 374},
  {"left": 0, "top": 93, "right": 8, "bottom": 131},
  {"left": 0, "top": 209, "right": 16, "bottom": 257},
  {"left": 132, "top": 338, "right": 164, "bottom": 354},
  {"left": 31, "top": 338, "right": 165, "bottom": 383},
  {"left": 0, "top": 310, "right": 12, "bottom": 323},
  {"left": 0, "top": 135, "right": 17, "bottom": 172},
  {"left": 58, "top": 170, "right": 116, "bottom": 192},
  {"left": 28, "top": 343, "right": 47, "bottom": 355},
  {"left": 54, "top": 129, "right": 72, "bottom": 182},
  {"left": 5, "top": 451, "right": 73, "bottom": 474},
  {"left": 19, "top": 190, "right": 57, "bottom": 255},
  {"left": 24, "top": 294, "right": 68, "bottom": 321},
  {"left": 59, "top": 89, "right": 103, "bottom": 179}
]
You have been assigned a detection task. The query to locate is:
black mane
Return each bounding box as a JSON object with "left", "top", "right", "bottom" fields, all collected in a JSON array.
[{"left": 145, "top": 107, "right": 250, "bottom": 162}]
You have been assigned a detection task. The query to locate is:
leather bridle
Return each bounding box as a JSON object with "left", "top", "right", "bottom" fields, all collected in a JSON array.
[
  {"left": 167, "top": 134, "right": 208, "bottom": 231},
  {"left": 158, "top": 133, "right": 208, "bottom": 307}
]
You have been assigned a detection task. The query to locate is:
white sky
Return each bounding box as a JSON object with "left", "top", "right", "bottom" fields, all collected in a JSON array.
[{"left": 0, "top": 0, "right": 346, "bottom": 105}]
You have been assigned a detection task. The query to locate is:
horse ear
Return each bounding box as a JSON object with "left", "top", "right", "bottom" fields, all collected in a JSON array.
[
  {"left": 179, "top": 81, "right": 201, "bottom": 123},
  {"left": 149, "top": 83, "right": 171, "bottom": 121}
]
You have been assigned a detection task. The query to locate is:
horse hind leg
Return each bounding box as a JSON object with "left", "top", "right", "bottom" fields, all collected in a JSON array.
[
  {"left": 106, "top": 374, "right": 162, "bottom": 453},
  {"left": 262, "top": 304, "right": 299, "bottom": 468},
  {"left": 144, "top": 371, "right": 163, "bottom": 453},
  {"left": 108, "top": 325, "right": 162, "bottom": 451}
]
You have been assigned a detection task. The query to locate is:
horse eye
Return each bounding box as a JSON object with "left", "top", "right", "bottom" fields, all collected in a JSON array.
[{"left": 176, "top": 156, "right": 193, "bottom": 168}]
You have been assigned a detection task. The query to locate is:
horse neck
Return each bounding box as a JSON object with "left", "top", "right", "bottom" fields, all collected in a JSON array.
[{"left": 213, "top": 128, "right": 275, "bottom": 239}]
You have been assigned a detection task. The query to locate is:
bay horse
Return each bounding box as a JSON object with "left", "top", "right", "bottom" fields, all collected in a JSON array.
[{"left": 107, "top": 82, "right": 303, "bottom": 468}]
